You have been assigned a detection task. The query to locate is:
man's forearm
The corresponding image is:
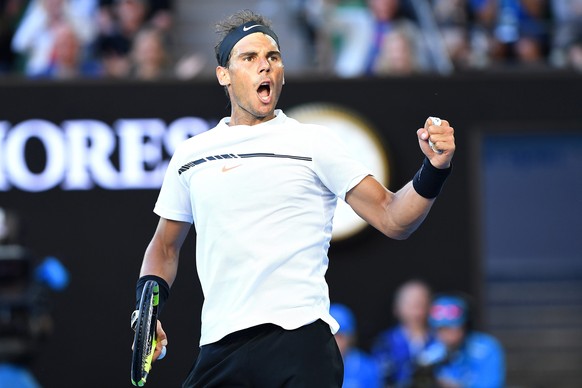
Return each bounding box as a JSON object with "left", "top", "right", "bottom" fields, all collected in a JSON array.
[
  {"left": 139, "top": 240, "right": 180, "bottom": 287},
  {"left": 383, "top": 181, "right": 435, "bottom": 240},
  {"left": 138, "top": 218, "right": 190, "bottom": 286}
]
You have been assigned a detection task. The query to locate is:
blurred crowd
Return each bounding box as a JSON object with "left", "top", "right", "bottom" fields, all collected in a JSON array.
[
  {"left": 331, "top": 280, "right": 505, "bottom": 388},
  {"left": 297, "top": 0, "right": 582, "bottom": 75},
  {"left": 0, "top": 0, "right": 176, "bottom": 79},
  {"left": 1, "top": 0, "right": 581, "bottom": 80}
]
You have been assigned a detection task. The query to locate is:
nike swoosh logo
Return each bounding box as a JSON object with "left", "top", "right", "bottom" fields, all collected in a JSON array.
[
  {"left": 243, "top": 24, "right": 262, "bottom": 32},
  {"left": 221, "top": 164, "right": 242, "bottom": 172}
]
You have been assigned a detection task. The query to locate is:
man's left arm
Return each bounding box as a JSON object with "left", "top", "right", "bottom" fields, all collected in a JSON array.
[{"left": 346, "top": 118, "right": 455, "bottom": 240}]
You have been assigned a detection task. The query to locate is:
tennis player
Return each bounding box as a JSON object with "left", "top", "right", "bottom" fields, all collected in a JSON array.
[{"left": 133, "top": 9, "right": 455, "bottom": 388}]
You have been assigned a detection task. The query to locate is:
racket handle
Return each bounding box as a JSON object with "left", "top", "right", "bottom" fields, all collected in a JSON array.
[{"left": 428, "top": 116, "right": 444, "bottom": 155}]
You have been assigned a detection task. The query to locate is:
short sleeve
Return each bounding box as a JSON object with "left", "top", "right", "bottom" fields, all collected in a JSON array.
[
  {"left": 311, "top": 125, "right": 373, "bottom": 200},
  {"left": 153, "top": 150, "right": 194, "bottom": 224}
]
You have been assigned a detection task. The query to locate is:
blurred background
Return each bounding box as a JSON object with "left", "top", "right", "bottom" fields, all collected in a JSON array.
[
  {"left": 0, "top": 0, "right": 581, "bottom": 387},
  {"left": 1, "top": 0, "right": 582, "bottom": 79}
]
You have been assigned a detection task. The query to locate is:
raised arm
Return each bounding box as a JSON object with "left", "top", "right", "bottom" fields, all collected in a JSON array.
[
  {"left": 346, "top": 118, "right": 455, "bottom": 240},
  {"left": 139, "top": 217, "right": 191, "bottom": 285}
]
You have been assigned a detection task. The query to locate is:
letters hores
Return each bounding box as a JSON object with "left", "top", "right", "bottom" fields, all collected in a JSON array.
[{"left": 0, "top": 117, "right": 213, "bottom": 192}]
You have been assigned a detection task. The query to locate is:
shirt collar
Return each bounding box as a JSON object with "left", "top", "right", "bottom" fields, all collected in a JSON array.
[{"left": 219, "top": 109, "right": 285, "bottom": 128}]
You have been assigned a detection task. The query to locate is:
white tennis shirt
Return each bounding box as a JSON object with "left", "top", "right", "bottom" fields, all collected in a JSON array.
[{"left": 154, "top": 110, "right": 372, "bottom": 346}]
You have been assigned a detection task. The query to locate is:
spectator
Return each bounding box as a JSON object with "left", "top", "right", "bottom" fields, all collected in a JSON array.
[
  {"left": 129, "top": 26, "right": 170, "bottom": 79},
  {"left": 95, "top": 0, "right": 150, "bottom": 77},
  {"left": 433, "top": 0, "right": 468, "bottom": 26},
  {"left": 466, "top": 0, "right": 552, "bottom": 68},
  {"left": 146, "top": 0, "right": 172, "bottom": 33},
  {"left": 469, "top": 0, "right": 496, "bottom": 27},
  {"left": 490, "top": 0, "right": 550, "bottom": 66},
  {"left": 95, "top": 0, "right": 173, "bottom": 78},
  {"left": 441, "top": 26, "right": 472, "bottom": 69},
  {"left": 98, "top": 0, "right": 172, "bottom": 33},
  {"left": 328, "top": 0, "right": 374, "bottom": 77},
  {"left": 11, "top": 0, "right": 97, "bottom": 76},
  {"left": 96, "top": 0, "right": 172, "bottom": 43},
  {"left": 34, "top": 21, "right": 101, "bottom": 79},
  {"left": 373, "top": 25, "right": 423, "bottom": 75},
  {"left": 372, "top": 280, "right": 436, "bottom": 387},
  {"left": 115, "top": 0, "right": 148, "bottom": 38},
  {"left": 550, "top": 0, "right": 582, "bottom": 67},
  {"left": 514, "top": 28, "right": 546, "bottom": 67},
  {"left": 95, "top": 32, "right": 131, "bottom": 78},
  {"left": 432, "top": 0, "right": 472, "bottom": 69},
  {"left": 330, "top": 303, "right": 382, "bottom": 388},
  {"left": 419, "top": 295, "right": 505, "bottom": 388},
  {"left": 365, "top": 0, "right": 430, "bottom": 75},
  {"left": 291, "top": 0, "right": 335, "bottom": 72},
  {"left": 466, "top": 0, "right": 497, "bottom": 68}
]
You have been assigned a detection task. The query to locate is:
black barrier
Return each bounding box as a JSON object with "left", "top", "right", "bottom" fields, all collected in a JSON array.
[{"left": 0, "top": 74, "right": 581, "bottom": 387}]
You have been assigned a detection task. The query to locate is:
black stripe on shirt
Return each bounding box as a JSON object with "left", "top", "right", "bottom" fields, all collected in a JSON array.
[{"left": 178, "top": 153, "right": 312, "bottom": 175}]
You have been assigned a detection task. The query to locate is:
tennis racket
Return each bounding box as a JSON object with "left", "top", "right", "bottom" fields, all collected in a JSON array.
[{"left": 131, "top": 279, "right": 159, "bottom": 387}]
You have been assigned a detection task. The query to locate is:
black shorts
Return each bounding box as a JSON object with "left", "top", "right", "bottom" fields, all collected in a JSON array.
[{"left": 182, "top": 319, "right": 344, "bottom": 388}]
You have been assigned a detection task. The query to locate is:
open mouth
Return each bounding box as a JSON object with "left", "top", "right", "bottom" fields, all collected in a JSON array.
[{"left": 257, "top": 81, "right": 271, "bottom": 103}]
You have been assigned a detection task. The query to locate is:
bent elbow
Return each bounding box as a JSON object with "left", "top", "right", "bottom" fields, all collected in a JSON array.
[
  {"left": 383, "top": 228, "right": 413, "bottom": 240},
  {"left": 379, "top": 214, "right": 422, "bottom": 240},
  {"left": 390, "top": 231, "right": 412, "bottom": 240},
  {"left": 382, "top": 222, "right": 421, "bottom": 240}
]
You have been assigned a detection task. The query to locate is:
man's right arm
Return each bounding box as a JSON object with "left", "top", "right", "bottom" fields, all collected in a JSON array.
[
  {"left": 133, "top": 217, "right": 191, "bottom": 361},
  {"left": 139, "top": 217, "right": 191, "bottom": 285}
]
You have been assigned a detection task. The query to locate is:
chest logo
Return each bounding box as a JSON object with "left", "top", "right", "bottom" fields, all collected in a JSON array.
[{"left": 221, "top": 164, "right": 242, "bottom": 172}]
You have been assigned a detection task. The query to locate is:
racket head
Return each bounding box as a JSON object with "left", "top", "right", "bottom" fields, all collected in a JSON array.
[{"left": 131, "top": 280, "right": 159, "bottom": 386}]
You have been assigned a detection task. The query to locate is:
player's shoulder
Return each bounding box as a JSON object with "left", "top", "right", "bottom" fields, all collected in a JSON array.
[
  {"left": 276, "top": 110, "right": 322, "bottom": 129},
  {"left": 280, "top": 112, "right": 327, "bottom": 134},
  {"left": 171, "top": 135, "right": 198, "bottom": 159},
  {"left": 171, "top": 120, "right": 224, "bottom": 156}
]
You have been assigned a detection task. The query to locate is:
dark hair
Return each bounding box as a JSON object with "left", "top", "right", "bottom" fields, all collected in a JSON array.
[{"left": 214, "top": 9, "right": 274, "bottom": 67}]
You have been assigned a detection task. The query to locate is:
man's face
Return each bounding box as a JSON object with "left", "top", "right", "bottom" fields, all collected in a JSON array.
[
  {"left": 54, "top": 24, "right": 80, "bottom": 67},
  {"left": 395, "top": 284, "right": 431, "bottom": 327},
  {"left": 369, "top": 0, "right": 400, "bottom": 21},
  {"left": 217, "top": 33, "right": 284, "bottom": 125},
  {"left": 117, "top": 0, "right": 147, "bottom": 34},
  {"left": 436, "top": 326, "right": 465, "bottom": 350}
]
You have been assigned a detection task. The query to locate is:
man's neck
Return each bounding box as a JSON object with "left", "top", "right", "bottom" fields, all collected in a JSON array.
[{"left": 228, "top": 109, "right": 277, "bottom": 127}]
